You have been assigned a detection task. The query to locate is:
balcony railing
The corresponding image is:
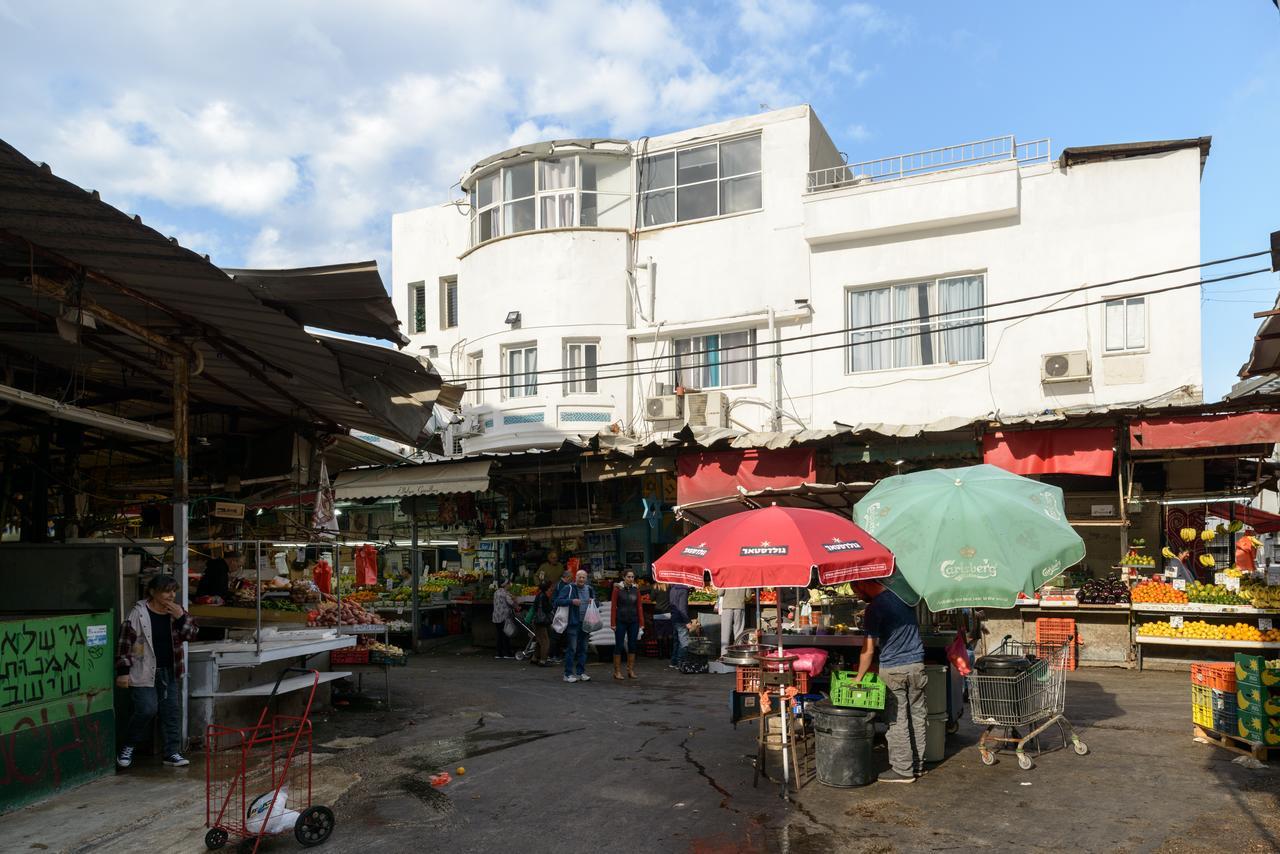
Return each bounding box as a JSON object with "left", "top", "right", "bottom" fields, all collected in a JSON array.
[{"left": 806, "top": 135, "right": 1051, "bottom": 193}]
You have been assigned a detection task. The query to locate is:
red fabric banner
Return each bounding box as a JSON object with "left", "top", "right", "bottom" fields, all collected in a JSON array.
[
  {"left": 1129, "top": 411, "right": 1280, "bottom": 451},
  {"left": 1208, "top": 503, "right": 1280, "bottom": 535},
  {"left": 982, "top": 427, "right": 1114, "bottom": 477},
  {"left": 676, "top": 448, "right": 816, "bottom": 505}
]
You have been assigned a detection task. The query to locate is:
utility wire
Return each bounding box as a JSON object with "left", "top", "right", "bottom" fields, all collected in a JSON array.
[
  {"left": 461, "top": 265, "right": 1273, "bottom": 393},
  {"left": 448, "top": 249, "right": 1272, "bottom": 384}
]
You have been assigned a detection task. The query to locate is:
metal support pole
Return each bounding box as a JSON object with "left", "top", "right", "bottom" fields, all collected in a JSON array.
[
  {"left": 172, "top": 355, "right": 190, "bottom": 747},
  {"left": 411, "top": 514, "right": 422, "bottom": 653},
  {"left": 769, "top": 307, "right": 782, "bottom": 433}
]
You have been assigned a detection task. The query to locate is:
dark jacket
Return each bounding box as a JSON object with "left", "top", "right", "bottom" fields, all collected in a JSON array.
[
  {"left": 553, "top": 583, "right": 595, "bottom": 629},
  {"left": 668, "top": 585, "right": 690, "bottom": 624},
  {"left": 532, "top": 590, "right": 553, "bottom": 626},
  {"left": 611, "top": 583, "right": 642, "bottom": 625}
]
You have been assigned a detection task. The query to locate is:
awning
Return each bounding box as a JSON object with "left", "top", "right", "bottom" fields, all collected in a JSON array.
[
  {"left": 334, "top": 461, "right": 491, "bottom": 500},
  {"left": 982, "top": 427, "right": 1115, "bottom": 477},
  {"left": 1207, "top": 502, "right": 1280, "bottom": 534},
  {"left": 1129, "top": 412, "right": 1280, "bottom": 452},
  {"left": 676, "top": 448, "right": 816, "bottom": 505},
  {"left": 676, "top": 481, "right": 874, "bottom": 525}
]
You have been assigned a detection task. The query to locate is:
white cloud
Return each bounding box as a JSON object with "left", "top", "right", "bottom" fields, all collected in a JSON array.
[{"left": 0, "top": 0, "right": 893, "bottom": 272}]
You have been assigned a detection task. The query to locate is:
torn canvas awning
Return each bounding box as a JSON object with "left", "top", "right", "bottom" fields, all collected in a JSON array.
[
  {"left": 1207, "top": 503, "right": 1280, "bottom": 535},
  {"left": 1129, "top": 412, "right": 1280, "bottom": 451},
  {"left": 676, "top": 447, "right": 816, "bottom": 505},
  {"left": 982, "top": 427, "right": 1115, "bottom": 477}
]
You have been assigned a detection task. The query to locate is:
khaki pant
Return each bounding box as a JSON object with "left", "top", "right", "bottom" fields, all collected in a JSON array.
[
  {"left": 881, "top": 663, "right": 928, "bottom": 776},
  {"left": 534, "top": 626, "right": 550, "bottom": 663}
]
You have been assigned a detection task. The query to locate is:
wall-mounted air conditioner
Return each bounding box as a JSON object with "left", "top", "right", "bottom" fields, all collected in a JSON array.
[
  {"left": 684, "top": 392, "right": 730, "bottom": 428},
  {"left": 644, "top": 395, "right": 681, "bottom": 421},
  {"left": 1041, "top": 351, "right": 1090, "bottom": 383}
]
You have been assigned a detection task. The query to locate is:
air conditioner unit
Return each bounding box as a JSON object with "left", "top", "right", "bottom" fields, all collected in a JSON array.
[
  {"left": 684, "top": 392, "right": 730, "bottom": 428},
  {"left": 1041, "top": 351, "right": 1091, "bottom": 383},
  {"left": 644, "top": 395, "right": 681, "bottom": 421},
  {"left": 457, "top": 413, "right": 485, "bottom": 437}
]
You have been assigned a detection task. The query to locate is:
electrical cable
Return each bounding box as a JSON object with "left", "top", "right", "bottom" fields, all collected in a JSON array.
[{"left": 461, "top": 265, "right": 1273, "bottom": 393}]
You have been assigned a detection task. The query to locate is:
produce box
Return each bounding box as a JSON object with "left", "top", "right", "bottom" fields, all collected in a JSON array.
[
  {"left": 830, "top": 672, "right": 886, "bottom": 710},
  {"left": 1236, "top": 684, "right": 1280, "bottom": 716},
  {"left": 331, "top": 648, "right": 370, "bottom": 665},
  {"left": 370, "top": 649, "right": 407, "bottom": 666},
  {"left": 1236, "top": 712, "right": 1280, "bottom": 745},
  {"left": 1191, "top": 662, "right": 1236, "bottom": 693},
  {"left": 1234, "top": 653, "right": 1280, "bottom": 688}
]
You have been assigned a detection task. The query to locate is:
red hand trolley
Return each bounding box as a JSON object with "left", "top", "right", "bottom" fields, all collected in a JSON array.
[{"left": 204, "top": 668, "right": 335, "bottom": 852}]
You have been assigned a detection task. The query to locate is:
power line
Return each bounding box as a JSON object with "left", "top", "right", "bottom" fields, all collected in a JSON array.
[
  {"left": 462, "top": 265, "right": 1273, "bottom": 393},
  {"left": 447, "top": 249, "right": 1272, "bottom": 384}
]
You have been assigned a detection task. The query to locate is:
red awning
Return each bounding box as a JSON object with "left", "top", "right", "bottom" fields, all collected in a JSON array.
[
  {"left": 1207, "top": 503, "right": 1280, "bottom": 535},
  {"left": 1129, "top": 412, "right": 1280, "bottom": 452},
  {"left": 676, "top": 448, "right": 816, "bottom": 505},
  {"left": 982, "top": 427, "right": 1114, "bottom": 477}
]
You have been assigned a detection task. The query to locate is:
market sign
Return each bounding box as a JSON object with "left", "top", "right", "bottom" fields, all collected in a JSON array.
[{"left": 212, "top": 501, "right": 245, "bottom": 520}]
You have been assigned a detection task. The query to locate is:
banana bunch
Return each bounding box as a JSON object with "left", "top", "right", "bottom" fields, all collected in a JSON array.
[
  {"left": 1198, "top": 554, "right": 1216, "bottom": 568},
  {"left": 1162, "top": 546, "right": 1176, "bottom": 560},
  {"left": 1180, "top": 527, "right": 1197, "bottom": 543},
  {"left": 1200, "top": 529, "right": 1216, "bottom": 543}
]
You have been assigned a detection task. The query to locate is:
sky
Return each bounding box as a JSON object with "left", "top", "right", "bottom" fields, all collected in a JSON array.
[{"left": 0, "top": 0, "right": 1277, "bottom": 400}]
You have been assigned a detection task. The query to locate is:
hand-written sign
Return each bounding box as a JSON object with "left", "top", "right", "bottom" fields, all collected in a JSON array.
[
  {"left": 1170, "top": 615, "right": 1184, "bottom": 629},
  {"left": 0, "top": 620, "right": 86, "bottom": 710}
]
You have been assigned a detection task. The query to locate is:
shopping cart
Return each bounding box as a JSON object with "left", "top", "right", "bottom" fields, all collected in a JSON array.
[
  {"left": 205, "top": 668, "right": 335, "bottom": 852},
  {"left": 966, "top": 635, "right": 1088, "bottom": 770}
]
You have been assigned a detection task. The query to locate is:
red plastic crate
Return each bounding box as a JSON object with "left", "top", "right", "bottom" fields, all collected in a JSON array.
[
  {"left": 1190, "top": 662, "right": 1236, "bottom": 693},
  {"left": 735, "top": 666, "right": 809, "bottom": 693},
  {"left": 1035, "top": 617, "right": 1078, "bottom": 671},
  {"left": 331, "top": 647, "right": 369, "bottom": 665}
]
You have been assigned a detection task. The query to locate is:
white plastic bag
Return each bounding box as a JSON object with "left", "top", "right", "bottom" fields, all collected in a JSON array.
[
  {"left": 245, "top": 787, "right": 299, "bottom": 834},
  {"left": 551, "top": 605, "right": 569, "bottom": 634},
  {"left": 583, "top": 600, "right": 603, "bottom": 633}
]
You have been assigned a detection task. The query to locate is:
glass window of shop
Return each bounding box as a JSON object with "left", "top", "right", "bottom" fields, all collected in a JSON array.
[
  {"left": 469, "top": 154, "right": 631, "bottom": 247},
  {"left": 638, "top": 134, "right": 762, "bottom": 228}
]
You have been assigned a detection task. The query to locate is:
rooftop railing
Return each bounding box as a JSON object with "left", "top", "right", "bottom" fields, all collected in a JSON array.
[{"left": 806, "top": 135, "right": 1051, "bottom": 193}]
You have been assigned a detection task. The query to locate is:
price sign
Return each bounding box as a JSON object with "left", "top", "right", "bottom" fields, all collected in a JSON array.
[
  {"left": 1268, "top": 567, "right": 1280, "bottom": 587},
  {"left": 1172, "top": 578, "right": 1187, "bottom": 591},
  {"left": 1214, "top": 572, "right": 1227, "bottom": 587},
  {"left": 1224, "top": 576, "right": 1241, "bottom": 593},
  {"left": 1170, "top": 615, "right": 1184, "bottom": 629},
  {"left": 1260, "top": 618, "right": 1273, "bottom": 632}
]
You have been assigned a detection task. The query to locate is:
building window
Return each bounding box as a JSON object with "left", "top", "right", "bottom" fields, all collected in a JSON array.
[
  {"left": 441, "top": 277, "right": 458, "bottom": 329},
  {"left": 467, "top": 351, "right": 483, "bottom": 405},
  {"left": 1104, "top": 297, "right": 1146, "bottom": 352},
  {"left": 410, "top": 281, "right": 426, "bottom": 334},
  {"left": 504, "top": 344, "right": 538, "bottom": 398},
  {"left": 469, "top": 153, "right": 631, "bottom": 247},
  {"left": 846, "top": 274, "right": 985, "bottom": 373},
  {"left": 638, "top": 134, "right": 762, "bottom": 228},
  {"left": 564, "top": 341, "right": 599, "bottom": 394},
  {"left": 672, "top": 329, "right": 756, "bottom": 389}
]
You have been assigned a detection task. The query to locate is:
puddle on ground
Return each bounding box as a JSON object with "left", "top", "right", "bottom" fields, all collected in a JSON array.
[{"left": 399, "top": 775, "right": 454, "bottom": 812}]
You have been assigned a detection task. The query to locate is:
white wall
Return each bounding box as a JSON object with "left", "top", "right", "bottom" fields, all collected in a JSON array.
[{"left": 391, "top": 106, "right": 1205, "bottom": 451}]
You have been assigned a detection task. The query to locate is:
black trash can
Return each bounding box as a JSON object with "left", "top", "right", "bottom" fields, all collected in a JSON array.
[{"left": 809, "top": 701, "right": 876, "bottom": 787}]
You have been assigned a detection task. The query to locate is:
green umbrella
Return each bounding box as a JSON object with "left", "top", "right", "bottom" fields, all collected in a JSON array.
[{"left": 853, "top": 464, "right": 1086, "bottom": 611}]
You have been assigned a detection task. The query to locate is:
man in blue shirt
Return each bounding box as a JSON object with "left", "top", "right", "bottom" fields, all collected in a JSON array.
[
  {"left": 854, "top": 581, "right": 926, "bottom": 783},
  {"left": 553, "top": 569, "right": 596, "bottom": 683}
]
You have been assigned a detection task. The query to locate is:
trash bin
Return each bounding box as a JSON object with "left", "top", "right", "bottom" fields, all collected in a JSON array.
[
  {"left": 925, "top": 712, "right": 947, "bottom": 763},
  {"left": 923, "top": 664, "right": 948, "bottom": 715},
  {"left": 809, "top": 700, "right": 875, "bottom": 787}
]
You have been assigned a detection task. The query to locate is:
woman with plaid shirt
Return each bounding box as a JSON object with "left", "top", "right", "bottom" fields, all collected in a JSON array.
[{"left": 115, "top": 575, "right": 199, "bottom": 768}]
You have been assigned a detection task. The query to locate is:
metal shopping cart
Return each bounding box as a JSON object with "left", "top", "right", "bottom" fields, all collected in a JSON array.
[
  {"left": 205, "top": 668, "right": 335, "bottom": 852},
  {"left": 966, "top": 635, "right": 1088, "bottom": 770}
]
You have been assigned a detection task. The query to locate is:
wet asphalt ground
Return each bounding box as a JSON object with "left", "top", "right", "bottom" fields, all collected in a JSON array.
[{"left": 6, "top": 641, "right": 1280, "bottom": 853}]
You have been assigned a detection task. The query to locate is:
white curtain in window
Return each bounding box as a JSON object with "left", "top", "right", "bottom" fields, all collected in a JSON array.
[
  {"left": 540, "top": 159, "right": 576, "bottom": 191},
  {"left": 937, "top": 275, "right": 984, "bottom": 362},
  {"left": 1125, "top": 297, "right": 1146, "bottom": 349},
  {"left": 848, "top": 288, "right": 890, "bottom": 372},
  {"left": 719, "top": 330, "right": 755, "bottom": 386},
  {"left": 1104, "top": 300, "right": 1126, "bottom": 351},
  {"left": 522, "top": 348, "right": 537, "bottom": 396},
  {"left": 893, "top": 283, "right": 935, "bottom": 368}
]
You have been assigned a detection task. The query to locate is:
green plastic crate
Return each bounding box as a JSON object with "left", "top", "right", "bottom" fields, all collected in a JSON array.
[{"left": 829, "top": 671, "right": 886, "bottom": 710}]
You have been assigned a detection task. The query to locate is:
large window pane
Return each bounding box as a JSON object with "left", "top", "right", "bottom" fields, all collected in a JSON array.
[
  {"left": 1104, "top": 300, "right": 1126, "bottom": 351},
  {"left": 677, "top": 145, "right": 718, "bottom": 185},
  {"left": 677, "top": 181, "right": 717, "bottom": 221},
  {"left": 504, "top": 162, "right": 534, "bottom": 200},
  {"left": 720, "top": 174, "right": 761, "bottom": 214},
  {"left": 504, "top": 198, "right": 535, "bottom": 234},
  {"left": 638, "top": 152, "right": 674, "bottom": 192},
  {"left": 936, "top": 275, "right": 983, "bottom": 362},
  {"left": 539, "top": 158, "right": 576, "bottom": 191},
  {"left": 478, "top": 208, "right": 499, "bottom": 242},
  {"left": 478, "top": 173, "right": 499, "bottom": 208},
  {"left": 641, "top": 189, "right": 675, "bottom": 226},
  {"left": 720, "top": 330, "right": 756, "bottom": 386},
  {"left": 720, "top": 136, "right": 761, "bottom": 177},
  {"left": 539, "top": 193, "right": 574, "bottom": 228},
  {"left": 581, "top": 155, "right": 630, "bottom": 193},
  {"left": 848, "top": 287, "right": 890, "bottom": 372},
  {"left": 893, "top": 283, "right": 935, "bottom": 368},
  {"left": 1125, "top": 297, "right": 1146, "bottom": 349}
]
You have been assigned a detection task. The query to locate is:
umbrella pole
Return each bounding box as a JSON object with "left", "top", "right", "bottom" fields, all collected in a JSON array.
[{"left": 777, "top": 592, "right": 788, "bottom": 798}]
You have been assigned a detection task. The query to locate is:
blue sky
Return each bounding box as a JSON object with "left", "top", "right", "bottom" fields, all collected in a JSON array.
[{"left": 1, "top": 0, "right": 1277, "bottom": 399}]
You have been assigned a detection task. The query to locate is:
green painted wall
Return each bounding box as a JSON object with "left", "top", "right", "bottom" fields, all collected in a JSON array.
[{"left": 1, "top": 612, "right": 115, "bottom": 814}]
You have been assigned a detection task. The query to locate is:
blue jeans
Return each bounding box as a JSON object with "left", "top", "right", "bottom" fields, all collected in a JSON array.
[
  {"left": 614, "top": 621, "right": 640, "bottom": 655},
  {"left": 563, "top": 628, "right": 589, "bottom": 677},
  {"left": 125, "top": 666, "right": 181, "bottom": 755},
  {"left": 671, "top": 622, "right": 689, "bottom": 665}
]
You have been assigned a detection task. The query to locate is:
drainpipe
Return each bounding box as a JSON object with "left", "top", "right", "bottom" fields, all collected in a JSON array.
[{"left": 768, "top": 308, "right": 782, "bottom": 432}]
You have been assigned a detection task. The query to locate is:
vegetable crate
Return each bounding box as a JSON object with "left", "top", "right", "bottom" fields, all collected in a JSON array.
[
  {"left": 829, "top": 671, "right": 886, "bottom": 710},
  {"left": 370, "top": 649, "right": 407, "bottom": 666},
  {"left": 1235, "top": 653, "right": 1280, "bottom": 688},
  {"left": 736, "top": 666, "right": 809, "bottom": 694},
  {"left": 329, "top": 648, "right": 369, "bottom": 666},
  {"left": 1191, "top": 662, "right": 1236, "bottom": 693},
  {"left": 1191, "top": 684, "right": 1213, "bottom": 729},
  {"left": 1034, "top": 617, "right": 1078, "bottom": 671}
]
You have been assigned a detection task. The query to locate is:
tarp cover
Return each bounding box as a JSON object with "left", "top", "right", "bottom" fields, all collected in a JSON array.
[
  {"left": 334, "top": 460, "right": 491, "bottom": 499},
  {"left": 1129, "top": 412, "right": 1280, "bottom": 451},
  {"left": 676, "top": 448, "right": 816, "bottom": 505},
  {"left": 982, "top": 427, "right": 1114, "bottom": 477}
]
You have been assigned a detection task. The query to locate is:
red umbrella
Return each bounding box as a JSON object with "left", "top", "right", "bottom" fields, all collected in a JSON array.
[{"left": 653, "top": 505, "right": 894, "bottom": 588}]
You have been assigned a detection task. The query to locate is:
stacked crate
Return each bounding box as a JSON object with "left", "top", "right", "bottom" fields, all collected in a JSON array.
[
  {"left": 1035, "top": 617, "right": 1078, "bottom": 670},
  {"left": 1191, "top": 662, "right": 1237, "bottom": 733},
  {"left": 1234, "top": 653, "right": 1280, "bottom": 746}
]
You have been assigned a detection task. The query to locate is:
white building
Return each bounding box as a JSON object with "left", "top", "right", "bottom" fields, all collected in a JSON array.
[{"left": 392, "top": 106, "right": 1207, "bottom": 454}]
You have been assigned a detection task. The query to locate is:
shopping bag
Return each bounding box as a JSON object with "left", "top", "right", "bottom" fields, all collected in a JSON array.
[
  {"left": 503, "top": 617, "right": 517, "bottom": 638},
  {"left": 551, "top": 605, "right": 569, "bottom": 633},
  {"left": 583, "top": 600, "right": 604, "bottom": 633},
  {"left": 946, "top": 630, "right": 971, "bottom": 677}
]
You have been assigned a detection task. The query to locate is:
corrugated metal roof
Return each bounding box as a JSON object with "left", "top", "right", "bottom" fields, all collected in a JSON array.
[{"left": 0, "top": 138, "right": 455, "bottom": 446}]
